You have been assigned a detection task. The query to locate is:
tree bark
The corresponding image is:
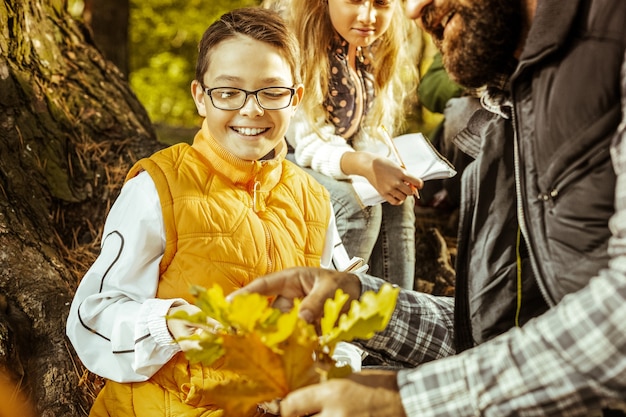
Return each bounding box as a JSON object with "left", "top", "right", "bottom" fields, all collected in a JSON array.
[
  {"left": 0, "top": 0, "right": 161, "bottom": 415},
  {"left": 84, "top": 0, "right": 129, "bottom": 75}
]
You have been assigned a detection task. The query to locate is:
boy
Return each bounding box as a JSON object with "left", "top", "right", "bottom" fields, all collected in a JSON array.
[{"left": 66, "top": 7, "right": 363, "bottom": 416}]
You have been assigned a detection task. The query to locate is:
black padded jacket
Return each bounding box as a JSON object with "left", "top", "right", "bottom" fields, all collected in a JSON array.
[{"left": 454, "top": 0, "right": 626, "bottom": 351}]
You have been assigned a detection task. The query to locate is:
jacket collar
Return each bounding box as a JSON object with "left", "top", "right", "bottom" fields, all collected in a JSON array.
[
  {"left": 190, "top": 119, "right": 286, "bottom": 191},
  {"left": 482, "top": 0, "right": 583, "bottom": 117},
  {"left": 516, "top": 0, "right": 582, "bottom": 69}
]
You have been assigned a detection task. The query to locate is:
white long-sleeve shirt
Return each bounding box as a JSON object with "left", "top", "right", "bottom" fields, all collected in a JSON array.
[{"left": 66, "top": 171, "right": 364, "bottom": 383}]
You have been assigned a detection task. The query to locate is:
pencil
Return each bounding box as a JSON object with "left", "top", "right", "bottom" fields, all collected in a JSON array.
[{"left": 381, "top": 127, "right": 421, "bottom": 199}]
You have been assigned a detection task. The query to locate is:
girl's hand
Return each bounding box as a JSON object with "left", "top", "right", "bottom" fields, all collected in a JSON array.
[
  {"left": 341, "top": 151, "right": 423, "bottom": 205},
  {"left": 365, "top": 156, "right": 422, "bottom": 205}
]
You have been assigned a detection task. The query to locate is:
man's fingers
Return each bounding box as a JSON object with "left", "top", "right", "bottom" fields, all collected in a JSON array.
[
  {"left": 281, "top": 268, "right": 362, "bottom": 323},
  {"left": 280, "top": 386, "right": 322, "bottom": 417},
  {"left": 294, "top": 271, "right": 339, "bottom": 323},
  {"left": 227, "top": 268, "right": 298, "bottom": 301},
  {"left": 268, "top": 295, "right": 293, "bottom": 313},
  {"left": 227, "top": 267, "right": 361, "bottom": 324},
  {"left": 281, "top": 373, "right": 404, "bottom": 417}
]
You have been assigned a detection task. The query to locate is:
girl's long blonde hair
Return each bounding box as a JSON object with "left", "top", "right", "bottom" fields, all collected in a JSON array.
[{"left": 263, "top": 0, "right": 421, "bottom": 140}]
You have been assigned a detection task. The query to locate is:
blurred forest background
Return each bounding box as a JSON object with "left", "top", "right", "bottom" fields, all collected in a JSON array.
[
  {"left": 69, "top": 0, "right": 442, "bottom": 142},
  {"left": 69, "top": 0, "right": 262, "bottom": 139}
]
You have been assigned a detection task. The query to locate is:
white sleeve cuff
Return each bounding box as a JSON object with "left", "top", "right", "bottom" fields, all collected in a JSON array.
[
  {"left": 144, "top": 298, "right": 187, "bottom": 349},
  {"left": 324, "top": 147, "right": 353, "bottom": 179}
]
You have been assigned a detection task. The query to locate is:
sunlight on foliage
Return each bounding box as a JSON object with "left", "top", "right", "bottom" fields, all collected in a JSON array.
[
  {"left": 67, "top": 0, "right": 261, "bottom": 127},
  {"left": 129, "top": 0, "right": 262, "bottom": 127},
  {"left": 320, "top": 283, "right": 399, "bottom": 347},
  {"left": 67, "top": 0, "right": 84, "bottom": 17},
  {"left": 168, "top": 283, "right": 399, "bottom": 415}
]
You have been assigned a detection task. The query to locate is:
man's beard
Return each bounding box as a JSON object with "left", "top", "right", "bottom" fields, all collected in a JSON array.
[{"left": 423, "top": 0, "right": 523, "bottom": 89}]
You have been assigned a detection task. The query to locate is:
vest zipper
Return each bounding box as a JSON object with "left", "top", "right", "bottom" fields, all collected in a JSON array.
[
  {"left": 252, "top": 181, "right": 260, "bottom": 213},
  {"left": 264, "top": 222, "right": 273, "bottom": 274},
  {"left": 512, "top": 103, "right": 556, "bottom": 307},
  {"left": 252, "top": 180, "right": 274, "bottom": 273},
  {"left": 536, "top": 141, "right": 611, "bottom": 206}
]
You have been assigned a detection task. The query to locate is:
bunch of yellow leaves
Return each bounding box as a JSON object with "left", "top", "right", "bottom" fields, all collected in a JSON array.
[{"left": 168, "top": 283, "right": 399, "bottom": 415}]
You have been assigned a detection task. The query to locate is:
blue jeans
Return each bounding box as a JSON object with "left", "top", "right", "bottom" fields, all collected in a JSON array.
[{"left": 289, "top": 156, "right": 416, "bottom": 289}]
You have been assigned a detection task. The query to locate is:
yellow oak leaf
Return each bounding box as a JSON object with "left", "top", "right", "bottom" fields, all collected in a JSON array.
[
  {"left": 279, "top": 318, "right": 320, "bottom": 390},
  {"left": 320, "top": 283, "right": 399, "bottom": 348},
  {"left": 178, "top": 283, "right": 399, "bottom": 414},
  {"left": 182, "top": 332, "right": 224, "bottom": 366},
  {"left": 190, "top": 284, "right": 232, "bottom": 327},
  {"left": 320, "top": 288, "right": 350, "bottom": 336},
  {"left": 208, "top": 332, "right": 287, "bottom": 415},
  {"left": 259, "top": 299, "right": 301, "bottom": 350},
  {"left": 207, "top": 375, "right": 276, "bottom": 416},
  {"left": 227, "top": 292, "right": 274, "bottom": 332}
]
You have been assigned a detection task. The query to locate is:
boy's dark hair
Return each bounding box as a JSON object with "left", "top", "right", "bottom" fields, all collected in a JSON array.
[{"left": 195, "top": 7, "right": 301, "bottom": 85}]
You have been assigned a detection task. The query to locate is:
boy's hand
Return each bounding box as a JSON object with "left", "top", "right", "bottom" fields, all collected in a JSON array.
[{"left": 167, "top": 304, "right": 218, "bottom": 352}]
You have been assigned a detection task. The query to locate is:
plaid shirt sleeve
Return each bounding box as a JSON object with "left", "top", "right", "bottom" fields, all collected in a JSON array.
[
  {"left": 394, "top": 51, "right": 626, "bottom": 417},
  {"left": 357, "top": 275, "right": 456, "bottom": 366}
]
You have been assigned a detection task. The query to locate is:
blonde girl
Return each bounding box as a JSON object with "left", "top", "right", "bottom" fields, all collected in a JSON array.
[{"left": 266, "top": 0, "right": 422, "bottom": 290}]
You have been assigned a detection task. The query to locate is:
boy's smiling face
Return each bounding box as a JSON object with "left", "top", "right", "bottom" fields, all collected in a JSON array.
[{"left": 192, "top": 34, "right": 303, "bottom": 161}]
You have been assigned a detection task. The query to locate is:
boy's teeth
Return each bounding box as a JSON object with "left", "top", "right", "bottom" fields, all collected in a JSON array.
[{"left": 235, "top": 127, "right": 265, "bottom": 136}]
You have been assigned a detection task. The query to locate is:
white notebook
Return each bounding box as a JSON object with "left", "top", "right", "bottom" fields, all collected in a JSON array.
[{"left": 350, "top": 133, "right": 457, "bottom": 206}]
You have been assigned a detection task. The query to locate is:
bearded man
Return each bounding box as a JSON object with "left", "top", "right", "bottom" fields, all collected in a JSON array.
[{"left": 232, "top": 0, "right": 626, "bottom": 415}]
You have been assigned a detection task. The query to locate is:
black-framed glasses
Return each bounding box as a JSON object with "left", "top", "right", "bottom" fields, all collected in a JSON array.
[{"left": 204, "top": 86, "right": 296, "bottom": 110}]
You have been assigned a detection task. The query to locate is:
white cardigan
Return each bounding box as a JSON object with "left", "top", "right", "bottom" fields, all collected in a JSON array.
[{"left": 287, "top": 109, "right": 389, "bottom": 179}]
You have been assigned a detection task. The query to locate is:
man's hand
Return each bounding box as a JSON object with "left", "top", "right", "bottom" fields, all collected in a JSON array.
[
  {"left": 227, "top": 267, "right": 361, "bottom": 324},
  {"left": 280, "top": 370, "right": 407, "bottom": 417}
]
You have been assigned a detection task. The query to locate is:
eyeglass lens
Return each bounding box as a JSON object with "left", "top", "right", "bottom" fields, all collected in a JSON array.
[{"left": 209, "top": 87, "right": 293, "bottom": 110}]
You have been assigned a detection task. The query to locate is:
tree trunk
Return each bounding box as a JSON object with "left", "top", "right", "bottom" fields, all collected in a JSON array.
[
  {"left": 0, "top": 0, "right": 161, "bottom": 415},
  {"left": 83, "top": 0, "right": 129, "bottom": 75}
]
